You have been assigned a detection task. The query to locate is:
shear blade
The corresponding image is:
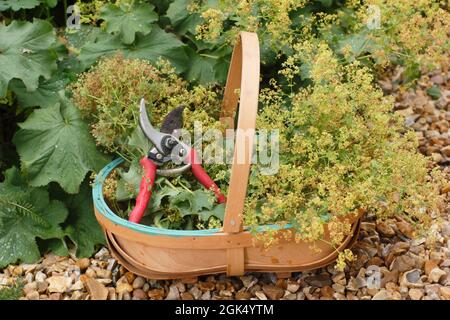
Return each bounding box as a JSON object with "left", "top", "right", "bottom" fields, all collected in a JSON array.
[{"left": 160, "top": 105, "right": 185, "bottom": 134}]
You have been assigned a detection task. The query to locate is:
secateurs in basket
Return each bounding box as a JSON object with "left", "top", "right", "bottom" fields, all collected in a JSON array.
[{"left": 128, "top": 99, "right": 227, "bottom": 224}]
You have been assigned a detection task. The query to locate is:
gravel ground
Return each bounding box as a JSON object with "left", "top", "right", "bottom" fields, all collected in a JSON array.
[{"left": 1, "top": 68, "right": 449, "bottom": 300}]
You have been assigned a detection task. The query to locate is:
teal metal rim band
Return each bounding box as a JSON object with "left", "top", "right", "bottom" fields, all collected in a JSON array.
[{"left": 92, "top": 158, "right": 291, "bottom": 237}]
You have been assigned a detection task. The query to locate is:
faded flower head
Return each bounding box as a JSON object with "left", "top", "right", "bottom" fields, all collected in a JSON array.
[{"left": 71, "top": 54, "right": 224, "bottom": 159}]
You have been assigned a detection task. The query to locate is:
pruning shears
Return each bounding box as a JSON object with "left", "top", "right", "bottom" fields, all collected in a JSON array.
[{"left": 128, "top": 99, "right": 227, "bottom": 224}]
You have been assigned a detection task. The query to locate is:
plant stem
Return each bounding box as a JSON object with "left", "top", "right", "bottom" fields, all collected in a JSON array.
[
  {"left": 164, "top": 179, "right": 178, "bottom": 190},
  {"left": 199, "top": 53, "right": 220, "bottom": 59},
  {"left": 63, "top": 0, "right": 68, "bottom": 18}
]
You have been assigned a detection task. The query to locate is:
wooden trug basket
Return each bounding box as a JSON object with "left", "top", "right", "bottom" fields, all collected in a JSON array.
[{"left": 93, "top": 32, "right": 362, "bottom": 279}]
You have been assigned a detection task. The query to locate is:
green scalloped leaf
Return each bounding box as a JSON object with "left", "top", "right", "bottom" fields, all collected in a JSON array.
[
  {"left": 0, "top": 19, "right": 58, "bottom": 97},
  {"left": 78, "top": 26, "right": 188, "bottom": 72},
  {"left": 13, "top": 94, "right": 109, "bottom": 193},
  {"left": 9, "top": 74, "right": 69, "bottom": 109},
  {"left": 0, "top": 0, "right": 40, "bottom": 11},
  {"left": 100, "top": 2, "right": 158, "bottom": 44},
  {"left": 166, "top": 0, "right": 202, "bottom": 34}
]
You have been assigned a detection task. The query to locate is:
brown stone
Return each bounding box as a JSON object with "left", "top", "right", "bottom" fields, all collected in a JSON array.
[
  {"left": 391, "top": 255, "right": 416, "bottom": 272},
  {"left": 304, "top": 274, "right": 332, "bottom": 288},
  {"left": 381, "top": 270, "right": 399, "bottom": 288},
  {"left": 148, "top": 288, "right": 165, "bottom": 300},
  {"left": 116, "top": 283, "right": 133, "bottom": 294},
  {"left": 372, "top": 289, "right": 392, "bottom": 300},
  {"left": 367, "top": 257, "right": 384, "bottom": 267},
  {"left": 23, "top": 282, "right": 37, "bottom": 295},
  {"left": 424, "top": 260, "right": 439, "bottom": 276},
  {"left": 198, "top": 281, "right": 215, "bottom": 291},
  {"left": 320, "top": 286, "right": 334, "bottom": 298},
  {"left": 132, "top": 276, "right": 145, "bottom": 289},
  {"left": 430, "top": 74, "right": 444, "bottom": 84},
  {"left": 49, "top": 293, "right": 62, "bottom": 300},
  {"left": 132, "top": 289, "right": 148, "bottom": 300},
  {"left": 47, "top": 276, "right": 69, "bottom": 293},
  {"left": 76, "top": 258, "right": 90, "bottom": 271},
  {"left": 36, "top": 281, "right": 48, "bottom": 294},
  {"left": 439, "top": 287, "right": 450, "bottom": 300},
  {"left": 85, "top": 268, "right": 96, "bottom": 278},
  {"left": 180, "top": 292, "right": 194, "bottom": 300},
  {"left": 107, "top": 287, "right": 116, "bottom": 300},
  {"left": 431, "top": 152, "right": 443, "bottom": 163},
  {"left": 396, "top": 221, "right": 414, "bottom": 238},
  {"left": 441, "top": 183, "right": 450, "bottom": 194},
  {"left": 376, "top": 221, "right": 395, "bottom": 237},
  {"left": 84, "top": 277, "right": 108, "bottom": 300},
  {"left": 95, "top": 268, "right": 111, "bottom": 279},
  {"left": 428, "top": 267, "right": 446, "bottom": 283},
  {"left": 254, "top": 290, "right": 267, "bottom": 300},
  {"left": 441, "top": 145, "right": 450, "bottom": 157},
  {"left": 235, "top": 291, "right": 253, "bottom": 300},
  {"left": 400, "top": 269, "right": 423, "bottom": 288},
  {"left": 124, "top": 272, "right": 136, "bottom": 284},
  {"left": 262, "top": 284, "right": 284, "bottom": 300},
  {"left": 408, "top": 288, "right": 424, "bottom": 300},
  {"left": 286, "top": 282, "right": 300, "bottom": 293},
  {"left": 215, "top": 281, "right": 227, "bottom": 291},
  {"left": 26, "top": 291, "right": 40, "bottom": 300}
]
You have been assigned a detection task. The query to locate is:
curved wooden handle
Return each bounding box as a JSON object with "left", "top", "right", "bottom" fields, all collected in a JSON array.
[{"left": 220, "top": 32, "right": 260, "bottom": 234}]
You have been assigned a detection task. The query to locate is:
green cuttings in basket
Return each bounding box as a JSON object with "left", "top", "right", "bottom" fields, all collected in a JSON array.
[{"left": 72, "top": 54, "right": 229, "bottom": 230}]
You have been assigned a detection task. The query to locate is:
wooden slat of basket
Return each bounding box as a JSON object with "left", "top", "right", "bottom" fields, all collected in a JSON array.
[
  {"left": 218, "top": 32, "right": 260, "bottom": 275},
  {"left": 221, "top": 32, "right": 260, "bottom": 235},
  {"left": 102, "top": 218, "right": 362, "bottom": 279}
]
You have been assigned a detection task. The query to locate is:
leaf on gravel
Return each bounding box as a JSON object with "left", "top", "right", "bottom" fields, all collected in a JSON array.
[
  {"left": 426, "top": 85, "right": 441, "bottom": 100},
  {"left": 99, "top": 2, "right": 158, "bottom": 44},
  {"left": 78, "top": 26, "right": 188, "bottom": 72},
  {"left": 0, "top": 167, "right": 68, "bottom": 268},
  {"left": 0, "top": 0, "right": 39, "bottom": 11},
  {"left": 63, "top": 180, "right": 106, "bottom": 258},
  {"left": 0, "top": 19, "right": 58, "bottom": 97},
  {"left": 9, "top": 74, "right": 69, "bottom": 108},
  {"left": 13, "top": 94, "right": 109, "bottom": 194}
]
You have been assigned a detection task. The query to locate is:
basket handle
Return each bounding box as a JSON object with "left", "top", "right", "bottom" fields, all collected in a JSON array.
[
  {"left": 220, "top": 32, "right": 260, "bottom": 233},
  {"left": 219, "top": 32, "right": 260, "bottom": 275}
]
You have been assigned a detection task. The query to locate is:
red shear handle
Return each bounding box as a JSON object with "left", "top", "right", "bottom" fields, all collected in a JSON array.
[
  {"left": 188, "top": 149, "right": 226, "bottom": 203},
  {"left": 128, "top": 157, "right": 157, "bottom": 223}
]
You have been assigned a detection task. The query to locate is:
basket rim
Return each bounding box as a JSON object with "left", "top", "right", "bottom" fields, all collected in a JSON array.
[{"left": 93, "top": 158, "right": 292, "bottom": 237}]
